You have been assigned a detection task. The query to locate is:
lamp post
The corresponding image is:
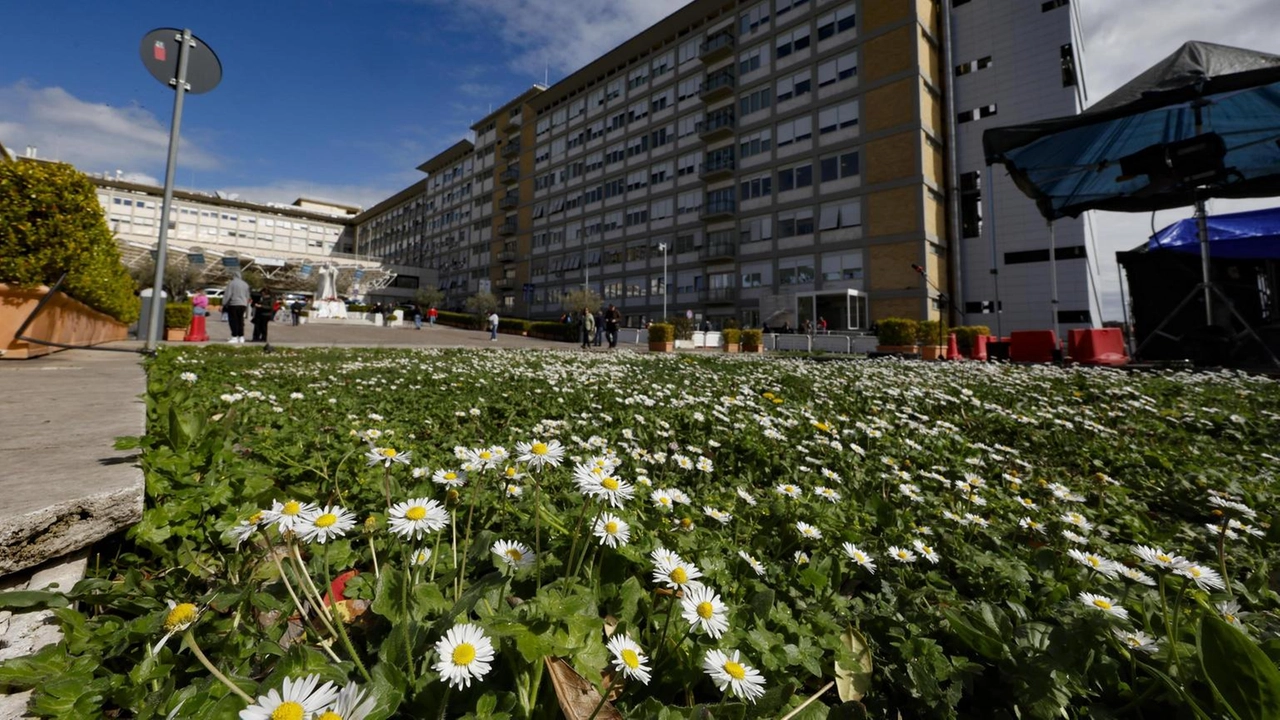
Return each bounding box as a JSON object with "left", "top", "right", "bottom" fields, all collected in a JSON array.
[{"left": 658, "top": 242, "right": 668, "bottom": 322}]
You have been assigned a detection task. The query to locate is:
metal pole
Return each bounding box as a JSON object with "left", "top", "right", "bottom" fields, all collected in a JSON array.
[
  {"left": 144, "top": 28, "right": 193, "bottom": 351},
  {"left": 939, "top": 0, "right": 965, "bottom": 328},
  {"left": 1116, "top": 257, "right": 1134, "bottom": 358},
  {"left": 661, "top": 243, "right": 668, "bottom": 321},
  {"left": 1196, "top": 196, "right": 1213, "bottom": 325},
  {"left": 986, "top": 164, "right": 1002, "bottom": 337},
  {"left": 1048, "top": 220, "right": 1060, "bottom": 340}
]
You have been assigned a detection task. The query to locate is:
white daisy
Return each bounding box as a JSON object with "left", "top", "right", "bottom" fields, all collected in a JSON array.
[
  {"left": 703, "top": 506, "right": 733, "bottom": 524},
  {"left": 593, "top": 513, "right": 631, "bottom": 548},
  {"left": 605, "top": 634, "right": 651, "bottom": 685},
  {"left": 888, "top": 545, "right": 917, "bottom": 564},
  {"left": 681, "top": 584, "right": 730, "bottom": 639},
  {"left": 432, "top": 468, "right": 467, "bottom": 488},
  {"left": 465, "top": 447, "right": 500, "bottom": 471},
  {"left": 1132, "top": 545, "right": 1188, "bottom": 571},
  {"left": 152, "top": 600, "right": 200, "bottom": 655},
  {"left": 433, "top": 623, "right": 495, "bottom": 689},
  {"left": 813, "top": 486, "right": 841, "bottom": 503},
  {"left": 516, "top": 439, "right": 565, "bottom": 470},
  {"left": 262, "top": 499, "right": 317, "bottom": 534},
  {"left": 737, "top": 550, "right": 766, "bottom": 576},
  {"left": 492, "top": 540, "right": 535, "bottom": 570},
  {"left": 842, "top": 543, "right": 876, "bottom": 574},
  {"left": 911, "top": 539, "right": 940, "bottom": 564},
  {"left": 409, "top": 547, "right": 432, "bottom": 567},
  {"left": 775, "top": 484, "right": 802, "bottom": 499},
  {"left": 365, "top": 447, "right": 412, "bottom": 468},
  {"left": 1118, "top": 566, "right": 1156, "bottom": 586},
  {"left": 1019, "top": 517, "right": 1047, "bottom": 534},
  {"left": 1060, "top": 512, "right": 1093, "bottom": 532},
  {"left": 297, "top": 506, "right": 357, "bottom": 544},
  {"left": 587, "top": 475, "right": 634, "bottom": 508},
  {"left": 652, "top": 551, "right": 703, "bottom": 589},
  {"left": 1112, "top": 628, "right": 1158, "bottom": 654},
  {"left": 238, "top": 674, "right": 339, "bottom": 720},
  {"left": 317, "top": 682, "right": 377, "bottom": 720},
  {"left": 696, "top": 457, "right": 714, "bottom": 473},
  {"left": 1078, "top": 592, "right": 1129, "bottom": 620},
  {"left": 1175, "top": 563, "right": 1226, "bottom": 591},
  {"left": 736, "top": 487, "right": 758, "bottom": 506},
  {"left": 796, "top": 521, "right": 822, "bottom": 540},
  {"left": 387, "top": 498, "right": 448, "bottom": 540},
  {"left": 651, "top": 489, "right": 676, "bottom": 512},
  {"left": 702, "top": 649, "right": 767, "bottom": 704},
  {"left": 1067, "top": 549, "right": 1120, "bottom": 579},
  {"left": 793, "top": 550, "right": 810, "bottom": 564},
  {"left": 504, "top": 483, "right": 524, "bottom": 498}
]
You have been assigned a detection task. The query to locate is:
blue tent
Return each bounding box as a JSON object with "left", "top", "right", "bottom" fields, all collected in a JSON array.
[
  {"left": 1149, "top": 205, "right": 1280, "bottom": 259},
  {"left": 984, "top": 42, "right": 1280, "bottom": 221}
]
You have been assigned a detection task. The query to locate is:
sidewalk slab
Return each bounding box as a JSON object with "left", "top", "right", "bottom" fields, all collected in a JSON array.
[{"left": 0, "top": 347, "right": 145, "bottom": 575}]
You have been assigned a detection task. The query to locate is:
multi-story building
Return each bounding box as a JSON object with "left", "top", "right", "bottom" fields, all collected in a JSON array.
[{"left": 358, "top": 0, "right": 1100, "bottom": 333}]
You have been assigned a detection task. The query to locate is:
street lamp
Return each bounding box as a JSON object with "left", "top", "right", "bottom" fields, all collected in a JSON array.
[{"left": 658, "top": 242, "right": 668, "bottom": 322}]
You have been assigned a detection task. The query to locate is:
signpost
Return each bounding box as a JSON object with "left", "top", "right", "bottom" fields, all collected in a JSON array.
[{"left": 140, "top": 28, "right": 221, "bottom": 350}]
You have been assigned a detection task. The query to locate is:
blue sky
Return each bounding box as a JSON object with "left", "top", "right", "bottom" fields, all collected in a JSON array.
[{"left": 1, "top": 0, "right": 1277, "bottom": 317}]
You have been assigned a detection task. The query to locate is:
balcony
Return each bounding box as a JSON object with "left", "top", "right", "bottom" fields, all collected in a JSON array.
[
  {"left": 502, "top": 141, "right": 521, "bottom": 159},
  {"left": 700, "top": 199, "right": 736, "bottom": 221},
  {"left": 500, "top": 112, "right": 522, "bottom": 133},
  {"left": 497, "top": 279, "right": 516, "bottom": 292},
  {"left": 699, "top": 234, "right": 737, "bottom": 261},
  {"left": 699, "top": 111, "right": 735, "bottom": 142},
  {"left": 498, "top": 218, "right": 518, "bottom": 236},
  {"left": 499, "top": 194, "right": 519, "bottom": 211},
  {"left": 498, "top": 250, "right": 517, "bottom": 263},
  {"left": 700, "top": 32, "right": 734, "bottom": 63},
  {"left": 500, "top": 167, "right": 520, "bottom": 184},
  {"left": 699, "top": 155, "right": 735, "bottom": 182},
  {"left": 699, "top": 287, "right": 739, "bottom": 304},
  {"left": 700, "top": 70, "right": 735, "bottom": 102}
]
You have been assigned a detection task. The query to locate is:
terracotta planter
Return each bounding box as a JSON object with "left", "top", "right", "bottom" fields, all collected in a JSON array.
[
  {"left": 648, "top": 341, "right": 674, "bottom": 352},
  {"left": 165, "top": 327, "right": 185, "bottom": 341},
  {"left": 1, "top": 283, "right": 128, "bottom": 359},
  {"left": 742, "top": 345, "right": 763, "bottom": 353},
  {"left": 876, "top": 345, "right": 919, "bottom": 355},
  {"left": 920, "top": 345, "right": 946, "bottom": 360},
  {"left": 723, "top": 343, "right": 740, "bottom": 353}
]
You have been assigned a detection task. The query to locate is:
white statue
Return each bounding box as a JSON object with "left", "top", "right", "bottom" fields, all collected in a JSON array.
[{"left": 316, "top": 264, "right": 338, "bottom": 301}]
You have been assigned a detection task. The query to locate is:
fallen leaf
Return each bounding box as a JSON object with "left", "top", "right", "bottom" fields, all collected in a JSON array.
[{"left": 544, "top": 657, "right": 622, "bottom": 720}]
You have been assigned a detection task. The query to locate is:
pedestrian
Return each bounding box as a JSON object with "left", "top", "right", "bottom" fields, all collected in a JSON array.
[
  {"left": 223, "top": 271, "right": 251, "bottom": 344},
  {"left": 411, "top": 303, "right": 423, "bottom": 330},
  {"left": 818, "top": 316, "right": 828, "bottom": 334},
  {"left": 594, "top": 310, "right": 605, "bottom": 347},
  {"left": 290, "top": 298, "right": 304, "bottom": 326},
  {"left": 580, "top": 307, "right": 596, "bottom": 349},
  {"left": 251, "top": 289, "right": 275, "bottom": 343},
  {"left": 487, "top": 310, "right": 500, "bottom": 341},
  {"left": 605, "top": 303, "right": 622, "bottom": 348},
  {"left": 802, "top": 319, "right": 813, "bottom": 336},
  {"left": 191, "top": 290, "right": 209, "bottom": 319}
]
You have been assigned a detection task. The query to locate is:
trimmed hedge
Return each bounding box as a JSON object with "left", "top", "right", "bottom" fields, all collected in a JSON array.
[
  {"left": 916, "top": 320, "right": 949, "bottom": 346},
  {"left": 499, "top": 318, "right": 529, "bottom": 335},
  {"left": 954, "top": 325, "right": 992, "bottom": 352},
  {"left": 529, "top": 321, "right": 578, "bottom": 342},
  {"left": 741, "top": 328, "right": 763, "bottom": 349},
  {"left": 164, "top": 303, "right": 192, "bottom": 329},
  {"left": 437, "top": 310, "right": 483, "bottom": 330},
  {"left": 0, "top": 160, "right": 139, "bottom": 323},
  {"left": 722, "top": 328, "right": 742, "bottom": 345},
  {"left": 876, "top": 317, "right": 918, "bottom": 346},
  {"left": 648, "top": 323, "right": 674, "bottom": 343}
]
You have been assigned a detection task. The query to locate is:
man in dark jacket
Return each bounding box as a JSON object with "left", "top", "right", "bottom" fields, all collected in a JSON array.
[{"left": 604, "top": 304, "right": 622, "bottom": 348}]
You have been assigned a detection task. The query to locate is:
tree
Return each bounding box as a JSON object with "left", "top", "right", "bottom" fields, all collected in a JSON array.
[
  {"left": 561, "top": 288, "right": 602, "bottom": 314},
  {"left": 464, "top": 291, "right": 499, "bottom": 317},
  {"left": 129, "top": 258, "right": 205, "bottom": 298},
  {"left": 414, "top": 286, "right": 444, "bottom": 309}
]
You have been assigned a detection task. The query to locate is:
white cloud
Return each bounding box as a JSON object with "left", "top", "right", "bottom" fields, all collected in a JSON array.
[{"left": 0, "top": 82, "right": 220, "bottom": 177}]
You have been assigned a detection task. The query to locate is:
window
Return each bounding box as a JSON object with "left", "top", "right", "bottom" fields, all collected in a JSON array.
[
  {"left": 628, "top": 66, "right": 648, "bottom": 90},
  {"left": 739, "top": 86, "right": 772, "bottom": 116},
  {"left": 585, "top": 152, "right": 604, "bottom": 173},
  {"left": 603, "top": 211, "right": 622, "bottom": 232},
  {"left": 677, "top": 191, "right": 702, "bottom": 215},
  {"left": 678, "top": 37, "right": 700, "bottom": 64},
  {"left": 626, "top": 205, "right": 649, "bottom": 226},
  {"left": 955, "top": 55, "right": 992, "bottom": 77},
  {"left": 627, "top": 135, "right": 650, "bottom": 157},
  {"left": 739, "top": 44, "right": 766, "bottom": 75},
  {"left": 778, "top": 207, "right": 814, "bottom": 237},
  {"left": 604, "top": 177, "right": 625, "bottom": 198},
  {"left": 608, "top": 112, "right": 627, "bottom": 132},
  {"left": 776, "top": 70, "right": 811, "bottom": 102},
  {"left": 821, "top": 251, "right": 863, "bottom": 281},
  {"left": 606, "top": 79, "right": 623, "bottom": 102},
  {"left": 650, "top": 161, "right": 673, "bottom": 184},
  {"left": 820, "top": 150, "right": 859, "bottom": 182},
  {"left": 706, "top": 188, "right": 735, "bottom": 214},
  {"left": 775, "top": 0, "right": 810, "bottom": 19},
  {"left": 775, "top": 27, "right": 811, "bottom": 59},
  {"left": 651, "top": 88, "right": 673, "bottom": 112},
  {"left": 626, "top": 170, "right": 648, "bottom": 192},
  {"left": 678, "top": 77, "right": 702, "bottom": 101},
  {"left": 650, "top": 125, "right": 672, "bottom": 149},
  {"left": 628, "top": 100, "right": 649, "bottom": 123},
  {"left": 817, "top": 51, "right": 858, "bottom": 86},
  {"left": 958, "top": 104, "right": 997, "bottom": 123},
  {"left": 817, "top": 200, "right": 861, "bottom": 230},
  {"left": 959, "top": 171, "right": 982, "bottom": 238},
  {"left": 675, "top": 233, "right": 699, "bottom": 254},
  {"left": 778, "top": 162, "right": 813, "bottom": 191},
  {"left": 740, "top": 2, "right": 771, "bottom": 36},
  {"left": 652, "top": 51, "right": 673, "bottom": 78},
  {"left": 678, "top": 113, "right": 702, "bottom": 138},
  {"left": 778, "top": 256, "right": 814, "bottom": 285},
  {"left": 1042, "top": 0, "right": 1068, "bottom": 10},
  {"left": 606, "top": 143, "right": 626, "bottom": 165},
  {"left": 706, "top": 146, "right": 735, "bottom": 173},
  {"left": 678, "top": 152, "right": 700, "bottom": 176},
  {"left": 1004, "top": 245, "right": 1087, "bottom": 265},
  {"left": 776, "top": 115, "right": 813, "bottom": 146},
  {"left": 740, "top": 173, "right": 773, "bottom": 200},
  {"left": 740, "top": 216, "right": 773, "bottom": 243},
  {"left": 816, "top": 4, "right": 856, "bottom": 41},
  {"left": 741, "top": 264, "right": 769, "bottom": 288},
  {"left": 818, "top": 100, "right": 859, "bottom": 133},
  {"left": 1061, "top": 44, "right": 1078, "bottom": 88},
  {"left": 739, "top": 128, "right": 772, "bottom": 158},
  {"left": 650, "top": 198, "right": 673, "bottom": 221},
  {"left": 587, "top": 120, "right": 606, "bottom": 141}
]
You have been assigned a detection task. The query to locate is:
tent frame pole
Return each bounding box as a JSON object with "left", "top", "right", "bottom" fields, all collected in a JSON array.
[
  {"left": 986, "top": 164, "right": 1002, "bottom": 337},
  {"left": 1196, "top": 195, "right": 1213, "bottom": 325},
  {"left": 1048, "top": 219, "right": 1060, "bottom": 340}
]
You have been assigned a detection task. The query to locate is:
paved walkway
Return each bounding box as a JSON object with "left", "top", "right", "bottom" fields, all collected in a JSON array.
[{"left": 201, "top": 315, "right": 594, "bottom": 350}]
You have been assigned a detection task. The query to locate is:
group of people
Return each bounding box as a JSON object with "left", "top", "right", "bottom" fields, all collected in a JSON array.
[
  {"left": 578, "top": 304, "right": 623, "bottom": 349},
  {"left": 214, "top": 272, "right": 281, "bottom": 344},
  {"left": 405, "top": 304, "right": 440, "bottom": 330},
  {"left": 762, "top": 316, "right": 829, "bottom": 335}
]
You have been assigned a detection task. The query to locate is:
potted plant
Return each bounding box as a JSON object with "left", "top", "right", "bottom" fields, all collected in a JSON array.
[
  {"left": 916, "top": 320, "right": 948, "bottom": 360},
  {"left": 741, "top": 328, "right": 764, "bottom": 353},
  {"left": 722, "top": 328, "right": 741, "bottom": 353},
  {"left": 648, "top": 322, "right": 675, "bottom": 352},
  {"left": 875, "top": 317, "right": 919, "bottom": 354},
  {"left": 954, "top": 325, "right": 991, "bottom": 358},
  {"left": 164, "top": 303, "right": 192, "bottom": 342}
]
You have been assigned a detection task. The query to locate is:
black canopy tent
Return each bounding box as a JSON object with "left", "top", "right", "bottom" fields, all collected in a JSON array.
[{"left": 983, "top": 40, "right": 1280, "bottom": 366}]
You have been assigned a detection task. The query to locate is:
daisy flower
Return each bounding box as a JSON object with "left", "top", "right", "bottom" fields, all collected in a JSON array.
[
  {"left": 1078, "top": 592, "right": 1129, "bottom": 620},
  {"left": 516, "top": 439, "right": 565, "bottom": 470},
  {"left": 1132, "top": 545, "right": 1188, "bottom": 571},
  {"left": 316, "top": 682, "right": 377, "bottom": 720},
  {"left": 793, "top": 550, "right": 810, "bottom": 564},
  {"left": 505, "top": 483, "right": 524, "bottom": 498},
  {"left": 387, "top": 498, "right": 448, "bottom": 540},
  {"left": 297, "top": 506, "right": 357, "bottom": 544},
  {"left": 1019, "top": 517, "right": 1046, "bottom": 534},
  {"left": 681, "top": 584, "right": 730, "bottom": 639},
  {"left": 433, "top": 623, "right": 495, "bottom": 689},
  {"left": 669, "top": 488, "right": 692, "bottom": 505},
  {"left": 911, "top": 539, "right": 940, "bottom": 564},
  {"left": 365, "top": 447, "right": 412, "bottom": 468},
  {"left": 1175, "top": 563, "right": 1226, "bottom": 591},
  {"left": 1067, "top": 549, "right": 1120, "bottom": 578},
  {"left": 239, "top": 674, "right": 339, "bottom": 720},
  {"left": 703, "top": 506, "right": 732, "bottom": 524},
  {"left": 152, "top": 600, "right": 200, "bottom": 654},
  {"left": 593, "top": 513, "right": 631, "bottom": 548},
  {"left": 589, "top": 475, "right": 635, "bottom": 508},
  {"left": 225, "top": 511, "right": 265, "bottom": 549},
  {"left": 737, "top": 550, "right": 766, "bottom": 576},
  {"left": 651, "top": 489, "right": 676, "bottom": 512},
  {"left": 842, "top": 543, "right": 876, "bottom": 574},
  {"left": 1060, "top": 512, "right": 1093, "bottom": 532},
  {"left": 888, "top": 545, "right": 917, "bottom": 564},
  {"left": 702, "top": 649, "right": 767, "bottom": 704},
  {"left": 605, "top": 634, "right": 651, "bottom": 685},
  {"left": 813, "top": 486, "right": 841, "bottom": 503},
  {"left": 432, "top": 468, "right": 467, "bottom": 488},
  {"left": 1216, "top": 600, "right": 1247, "bottom": 628},
  {"left": 1061, "top": 529, "right": 1089, "bottom": 545},
  {"left": 492, "top": 540, "right": 535, "bottom": 570},
  {"left": 652, "top": 551, "right": 704, "bottom": 589},
  {"left": 775, "top": 484, "right": 802, "bottom": 498},
  {"left": 465, "top": 447, "right": 500, "bottom": 471},
  {"left": 674, "top": 454, "right": 694, "bottom": 470},
  {"left": 179, "top": 372, "right": 197, "bottom": 383},
  {"left": 736, "top": 487, "right": 758, "bottom": 506},
  {"left": 262, "top": 499, "right": 317, "bottom": 533},
  {"left": 409, "top": 547, "right": 432, "bottom": 567},
  {"left": 1117, "top": 566, "right": 1156, "bottom": 586},
  {"left": 796, "top": 521, "right": 822, "bottom": 540},
  {"left": 1112, "top": 628, "right": 1158, "bottom": 654},
  {"left": 696, "top": 457, "right": 714, "bottom": 473}
]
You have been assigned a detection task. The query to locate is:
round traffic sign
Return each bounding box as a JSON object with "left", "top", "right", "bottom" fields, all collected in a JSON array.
[{"left": 140, "top": 28, "right": 222, "bottom": 94}]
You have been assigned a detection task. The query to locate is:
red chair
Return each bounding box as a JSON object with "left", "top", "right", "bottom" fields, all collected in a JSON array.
[
  {"left": 1068, "top": 328, "right": 1128, "bottom": 366},
  {"left": 1009, "top": 331, "right": 1059, "bottom": 363}
]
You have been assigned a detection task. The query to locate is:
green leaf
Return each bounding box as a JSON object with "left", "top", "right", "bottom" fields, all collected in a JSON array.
[
  {"left": 835, "top": 625, "right": 872, "bottom": 702},
  {"left": 1199, "top": 613, "right": 1280, "bottom": 720},
  {"left": 942, "top": 607, "right": 1009, "bottom": 661},
  {"left": 370, "top": 566, "right": 405, "bottom": 624},
  {"left": 0, "top": 590, "right": 70, "bottom": 610}
]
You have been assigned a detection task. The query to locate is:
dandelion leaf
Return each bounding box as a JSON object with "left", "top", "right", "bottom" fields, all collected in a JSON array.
[
  {"left": 835, "top": 625, "right": 872, "bottom": 702},
  {"left": 1199, "top": 613, "right": 1280, "bottom": 720}
]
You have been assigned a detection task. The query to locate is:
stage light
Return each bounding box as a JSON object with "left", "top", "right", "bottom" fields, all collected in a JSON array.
[{"left": 1117, "top": 133, "right": 1228, "bottom": 187}]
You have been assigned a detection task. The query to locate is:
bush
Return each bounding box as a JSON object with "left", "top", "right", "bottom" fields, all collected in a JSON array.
[
  {"left": 667, "top": 315, "right": 694, "bottom": 340},
  {"left": 348, "top": 304, "right": 370, "bottom": 313},
  {"left": 438, "top": 310, "right": 483, "bottom": 329},
  {"left": 722, "top": 328, "right": 742, "bottom": 345},
  {"left": 529, "top": 321, "right": 578, "bottom": 342},
  {"left": 164, "top": 303, "right": 192, "bottom": 329},
  {"left": 916, "top": 320, "right": 949, "bottom": 346},
  {"left": 876, "top": 317, "right": 919, "bottom": 346},
  {"left": 648, "top": 323, "right": 674, "bottom": 343},
  {"left": 954, "top": 325, "right": 992, "bottom": 352},
  {"left": 741, "top": 328, "right": 763, "bottom": 349},
  {"left": 0, "top": 160, "right": 139, "bottom": 323},
  {"left": 499, "top": 318, "right": 529, "bottom": 335}
]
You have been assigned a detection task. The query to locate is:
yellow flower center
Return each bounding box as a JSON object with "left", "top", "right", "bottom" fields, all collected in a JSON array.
[
  {"left": 382, "top": 448, "right": 398, "bottom": 458},
  {"left": 602, "top": 477, "right": 620, "bottom": 491},
  {"left": 505, "top": 467, "right": 517, "bottom": 477},
  {"left": 506, "top": 549, "right": 524, "bottom": 562},
  {"left": 165, "top": 603, "right": 198, "bottom": 630},
  {"left": 669, "top": 567, "right": 688, "bottom": 585},
  {"left": 282, "top": 501, "right": 302, "bottom": 516},
  {"left": 1225, "top": 613, "right": 1237, "bottom": 623},
  {"left": 1157, "top": 554, "right": 1172, "bottom": 563},
  {"left": 1123, "top": 637, "right": 1140, "bottom": 648},
  {"left": 452, "top": 642, "right": 477, "bottom": 666},
  {"left": 723, "top": 661, "right": 746, "bottom": 680},
  {"left": 604, "top": 521, "right": 619, "bottom": 534},
  {"left": 479, "top": 451, "right": 492, "bottom": 459},
  {"left": 445, "top": 472, "right": 457, "bottom": 481},
  {"left": 532, "top": 442, "right": 548, "bottom": 455},
  {"left": 855, "top": 552, "right": 867, "bottom": 562},
  {"left": 248, "top": 511, "right": 264, "bottom": 524},
  {"left": 271, "top": 702, "right": 305, "bottom": 720},
  {"left": 315, "top": 513, "right": 337, "bottom": 528},
  {"left": 680, "top": 517, "right": 693, "bottom": 529},
  {"left": 1092, "top": 598, "right": 1113, "bottom": 611},
  {"left": 697, "top": 601, "right": 714, "bottom": 620},
  {"left": 406, "top": 506, "right": 427, "bottom": 521},
  {"left": 317, "top": 712, "right": 342, "bottom": 720},
  {"left": 659, "top": 497, "right": 671, "bottom": 505},
  {"left": 621, "top": 648, "right": 641, "bottom": 669},
  {"left": 1188, "top": 567, "right": 1202, "bottom": 578},
  {"left": 1087, "top": 557, "right": 1101, "bottom": 568}
]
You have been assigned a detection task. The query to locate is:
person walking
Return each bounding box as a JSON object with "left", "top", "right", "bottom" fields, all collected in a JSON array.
[
  {"left": 604, "top": 303, "right": 622, "bottom": 349},
  {"left": 818, "top": 316, "right": 828, "bottom": 334},
  {"left": 290, "top": 298, "right": 304, "bottom": 326},
  {"left": 251, "top": 289, "right": 275, "bottom": 343},
  {"left": 428, "top": 305, "right": 438, "bottom": 327},
  {"left": 594, "top": 310, "right": 605, "bottom": 347},
  {"left": 488, "top": 310, "right": 500, "bottom": 341},
  {"left": 579, "top": 307, "right": 596, "bottom": 349},
  {"left": 223, "top": 272, "right": 251, "bottom": 343},
  {"left": 411, "top": 303, "right": 423, "bottom": 330}
]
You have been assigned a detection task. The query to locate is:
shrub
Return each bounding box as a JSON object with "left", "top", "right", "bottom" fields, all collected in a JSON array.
[
  {"left": 667, "top": 315, "right": 694, "bottom": 340},
  {"left": 954, "top": 325, "right": 992, "bottom": 352},
  {"left": 742, "top": 328, "right": 763, "bottom": 349},
  {"left": 648, "top": 323, "right": 674, "bottom": 343},
  {"left": 499, "top": 318, "right": 530, "bottom": 335},
  {"left": 916, "top": 320, "right": 949, "bottom": 346},
  {"left": 876, "top": 317, "right": 919, "bottom": 346},
  {"left": 722, "top": 328, "right": 742, "bottom": 345},
  {"left": 164, "top": 303, "right": 192, "bottom": 329},
  {"left": 438, "top": 310, "right": 483, "bottom": 329},
  {"left": 529, "top": 321, "right": 578, "bottom": 342},
  {"left": 0, "top": 160, "right": 139, "bottom": 323}
]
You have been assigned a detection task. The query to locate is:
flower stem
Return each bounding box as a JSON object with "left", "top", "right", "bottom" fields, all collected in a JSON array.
[
  {"left": 586, "top": 673, "right": 622, "bottom": 720},
  {"left": 382, "top": 465, "right": 393, "bottom": 509},
  {"left": 652, "top": 593, "right": 678, "bottom": 667},
  {"left": 329, "top": 602, "right": 373, "bottom": 683},
  {"left": 402, "top": 557, "right": 416, "bottom": 683},
  {"left": 1217, "top": 517, "right": 1232, "bottom": 596},
  {"left": 534, "top": 476, "right": 544, "bottom": 593},
  {"left": 565, "top": 499, "right": 592, "bottom": 582},
  {"left": 457, "top": 478, "right": 484, "bottom": 600},
  {"left": 182, "top": 630, "right": 254, "bottom": 704}
]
